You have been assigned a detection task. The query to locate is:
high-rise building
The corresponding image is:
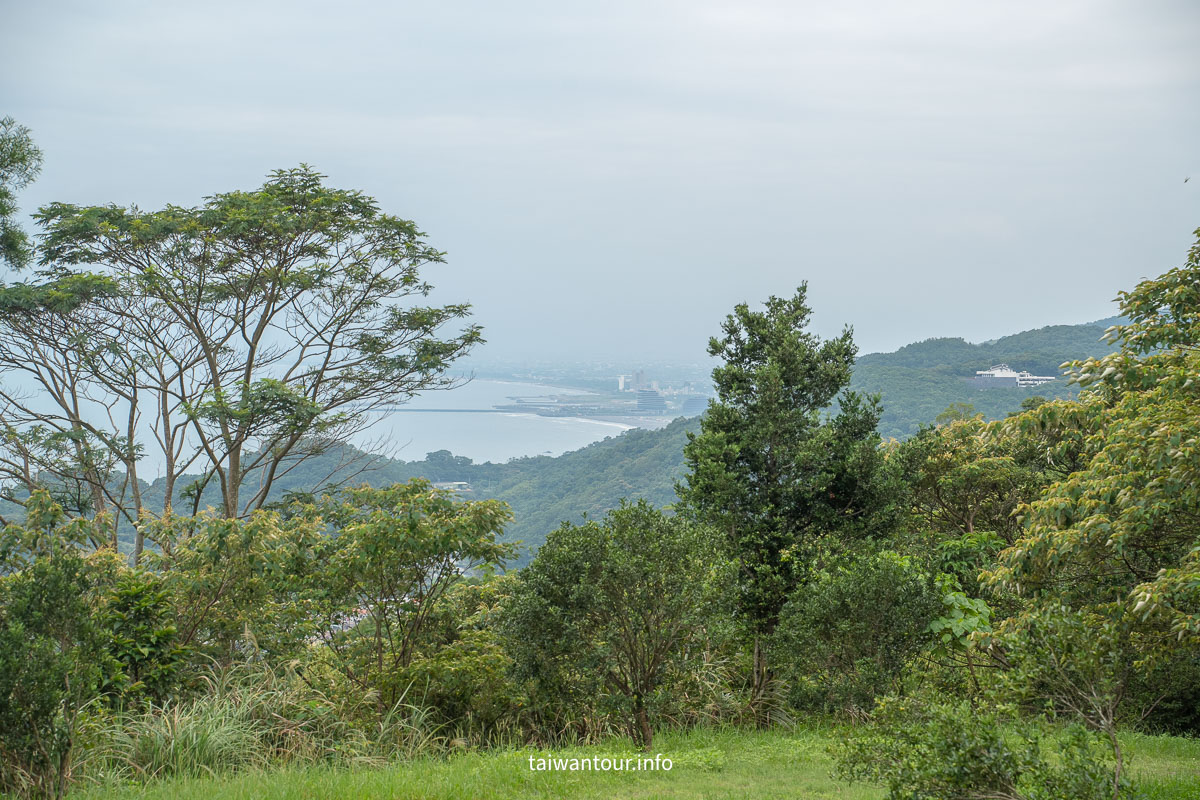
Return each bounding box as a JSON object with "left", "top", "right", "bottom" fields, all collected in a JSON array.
[{"left": 636, "top": 388, "right": 667, "bottom": 413}]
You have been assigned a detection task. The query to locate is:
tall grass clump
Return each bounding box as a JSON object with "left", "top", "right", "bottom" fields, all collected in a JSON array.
[{"left": 74, "top": 662, "right": 445, "bottom": 789}]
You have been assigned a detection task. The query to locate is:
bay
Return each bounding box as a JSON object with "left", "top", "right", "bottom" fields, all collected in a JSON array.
[{"left": 354, "top": 380, "right": 653, "bottom": 465}]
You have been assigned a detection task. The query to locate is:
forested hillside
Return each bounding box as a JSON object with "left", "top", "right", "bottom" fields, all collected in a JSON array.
[
  {"left": 851, "top": 317, "right": 1120, "bottom": 438},
  {"left": 269, "top": 418, "right": 699, "bottom": 565}
]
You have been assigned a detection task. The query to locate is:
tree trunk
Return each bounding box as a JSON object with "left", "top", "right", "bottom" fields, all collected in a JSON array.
[
  {"left": 634, "top": 699, "right": 653, "bottom": 751},
  {"left": 751, "top": 636, "right": 772, "bottom": 727},
  {"left": 1107, "top": 725, "right": 1123, "bottom": 800}
]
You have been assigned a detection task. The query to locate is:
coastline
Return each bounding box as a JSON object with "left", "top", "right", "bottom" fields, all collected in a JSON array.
[{"left": 359, "top": 381, "right": 684, "bottom": 465}]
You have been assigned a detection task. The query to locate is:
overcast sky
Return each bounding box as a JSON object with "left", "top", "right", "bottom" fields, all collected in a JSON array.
[{"left": 2, "top": 0, "right": 1198, "bottom": 362}]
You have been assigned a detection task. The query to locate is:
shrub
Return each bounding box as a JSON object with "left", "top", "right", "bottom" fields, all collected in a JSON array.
[
  {"left": 836, "top": 696, "right": 1122, "bottom": 800},
  {"left": 99, "top": 570, "right": 188, "bottom": 708},
  {"left": 772, "top": 550, "right": 939, "bottom": 715},
  {"left": 399, "top": 577, "right": 523, "bottom": 740},
  {"left": 0, "top": 492, "right": 114, "bottom": 799}
]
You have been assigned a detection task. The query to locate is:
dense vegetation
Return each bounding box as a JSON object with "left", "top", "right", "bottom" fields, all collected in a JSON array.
[
  {"left": 2, "top": 119, "right": 1197, "bottom": 800},
  {"left": 850, "top": 317, "right": 1120, "bottom": 439},
  {"left": 324, "top": 315, "right": 1121, "bottom": 562}
]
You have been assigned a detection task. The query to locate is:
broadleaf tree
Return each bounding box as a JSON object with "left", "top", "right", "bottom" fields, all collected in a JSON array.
[
  {"left": 505, "top": 500, "right": 720, "bottom": 750},
  {"left": 301, "top": 481, "right": 514, "bottom": 713},
  {"left": 981, "top": 225, "right": 1200, "bottom": 765}
]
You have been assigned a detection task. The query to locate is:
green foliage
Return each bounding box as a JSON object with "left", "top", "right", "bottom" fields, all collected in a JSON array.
[
  {"left": 927, "top": 575, "right": 993, "bottom": 660},
  {"left": 930, "top": 531, "right": 1006, "bottom": 596},
  {"left": 0, "top": 116, "right": 43, "bottom": 270},
  {"left": 987, "top": 605, "right": 1131, "bottom": 744},
  {"left": 506, "top": 501, "right": 722, "bottom": 749},
  {"left": 99, "top": 571, "right": 188, "bottom": 708},
  {"left": 773, "top": 550, "right": 940, "bottom": 715},
  {"left": 0, "top": 312, "right": 1122, "bottom": 554},
  {"left": 0, "top": 166, "right": 481, "bottom": 551},
  {"left": 837, "top": 697, "right": 1121, "bottom": 800},
  {"left": 984, "top": 228, "right": 1200, "bottom": 735},
  {"left": 146, "top": 510, "right": 324, "bottom": 665},
  {"left": 934, "top": 401, "right": 976, "bottom": 425},
  {"left": 896, "top": 416, "right": 1046, "bottom": 545},
  {"left": 207, "top": 314, "right": 1126, "bottom": 567},
  {"left": 679, "top": 286, "right": 895, "bottom": 639},
  {"left": 400, "top": 576, "right": 523, "bottom": 738},
  {"left": 0, "top": 493, "right": 114, "bottom": 799},
  {"left": 298, "top": 481, "right": 514, "bottom": 712}
]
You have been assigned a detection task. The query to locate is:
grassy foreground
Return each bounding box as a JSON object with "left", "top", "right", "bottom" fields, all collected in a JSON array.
[{"left": 71, "top": 726, "right": 1199, "bottom": 800}]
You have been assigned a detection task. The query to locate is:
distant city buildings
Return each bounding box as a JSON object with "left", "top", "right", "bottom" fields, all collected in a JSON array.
[
  {"left": 636, "top": 388, "right": 667, "bottom": 412},
  {"left": 973, "top": 364, "right": 1056, "bottom": 388}
]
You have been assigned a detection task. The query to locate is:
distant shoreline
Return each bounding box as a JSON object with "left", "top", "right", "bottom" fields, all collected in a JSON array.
[{"left": 376, "top": 407, "right": 678, "bottom": 432}]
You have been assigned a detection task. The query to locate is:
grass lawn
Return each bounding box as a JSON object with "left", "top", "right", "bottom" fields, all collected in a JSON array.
[{"left": 71, "top": 725, "right": 1199, "bottom": 800}]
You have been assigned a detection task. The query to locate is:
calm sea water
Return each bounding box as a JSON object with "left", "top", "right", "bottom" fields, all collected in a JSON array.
[{"left": 354, "top": 380, "right": 644, "bottom": 465}]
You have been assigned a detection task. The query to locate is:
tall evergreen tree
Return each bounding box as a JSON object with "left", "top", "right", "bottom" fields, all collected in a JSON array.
[{"left": 678, "top": 284, "right": 894, "bottom": 712}]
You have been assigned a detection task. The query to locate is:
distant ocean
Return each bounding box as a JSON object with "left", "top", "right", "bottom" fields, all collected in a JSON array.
[{"left": 354, "top": 380, "right": 659, "bottom": 465}]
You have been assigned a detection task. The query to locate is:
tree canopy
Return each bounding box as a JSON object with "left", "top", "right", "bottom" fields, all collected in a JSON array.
[
  {"left": 679, "top": 286, "right": 893, "bottom": 638},
  {"left": 0, "top": 117, "right": 43, "bottom": 270},
  {"left": 0, "top": 166, "right": 482, "bottom": 559}
]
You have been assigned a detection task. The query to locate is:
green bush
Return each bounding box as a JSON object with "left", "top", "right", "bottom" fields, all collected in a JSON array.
[
  {"left": 399, "top": 577, "right": 524, "bottom": 740},
  {"left": 99, "top": 570, "right": 188, "bottom": 708},
  {"left": 0, "top": 493, "right": 115, "bottom": 799},
  {"left": 0, "top": 552, "right": 107, "bottom": 798},
  {"left": 504, "top": 501, "right": 722, "bottom": 749},
  {"left": 836, "top": 696, "right": 1122, "bottom": 800},
  {"left": 772, "top": 550, "right": 939, "bottom": 715}
]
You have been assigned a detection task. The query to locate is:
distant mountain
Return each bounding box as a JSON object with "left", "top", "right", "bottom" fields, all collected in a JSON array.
[{"left": 851, "top": 316, "right": 1121, "bottom": 439}]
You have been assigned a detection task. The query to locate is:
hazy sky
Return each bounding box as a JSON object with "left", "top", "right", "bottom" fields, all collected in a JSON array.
[{"left": 3, "top": 0, "right": 1198, "bottom": 362}]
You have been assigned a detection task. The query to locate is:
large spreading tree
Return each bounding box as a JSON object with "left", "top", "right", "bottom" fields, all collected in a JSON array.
[
  {"left": 0, "top": 165, "right": 482, "bottom": 559},
  {"left": 983, "top": 227, "right": 1200, "bottom": 768}
]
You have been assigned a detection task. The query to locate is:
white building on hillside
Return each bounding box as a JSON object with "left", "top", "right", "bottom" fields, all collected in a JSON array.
[{"left": 973, "top": 364, "right": 1056, "bottom": 388}]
